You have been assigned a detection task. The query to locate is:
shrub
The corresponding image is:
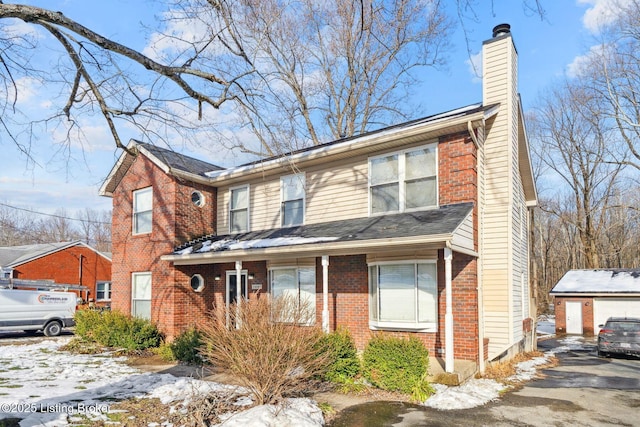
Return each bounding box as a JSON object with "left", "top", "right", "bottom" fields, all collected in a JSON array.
[
  {"left": 318, "top": 327, "right": 360, "bottom": 383},
  {"left": 74, "top": 309, "right": 163, "bottom": 351},
  {"left": 362, "top": 335, "right": 434, "bottom": 401},
  {"left": 199, "top": 295, "right": 330, "bottom": 404},
  {"left": 170, "top": 327, "right": 203, "bottom": 364}
]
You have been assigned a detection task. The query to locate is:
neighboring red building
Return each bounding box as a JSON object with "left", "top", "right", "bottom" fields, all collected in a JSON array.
[
  {"left": 551, "top": 269, "right": 640, "bottom": 336},
  {"left": 100, "top": 25, "right": 538, "bottom": 382},
  {"left": 0, "top": 241, "right": 112, "bottom": 307}
]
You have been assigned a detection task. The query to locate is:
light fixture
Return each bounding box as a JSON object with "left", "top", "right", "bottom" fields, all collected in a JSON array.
[
  {"left": 214, "top": 275, "right": 221, "bottom": 281},
  {"left": 248, "top": 273, "right": 255, "bottom": 280}
]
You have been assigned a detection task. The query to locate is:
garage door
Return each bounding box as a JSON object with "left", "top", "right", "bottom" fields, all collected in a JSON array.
[{"left": 593, "top": 298, "right": 640, "bottom": 333}]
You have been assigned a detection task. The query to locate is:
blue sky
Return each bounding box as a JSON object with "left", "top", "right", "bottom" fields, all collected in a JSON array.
[{"left": 0, "top": 0, "right": 615, "bottom": 215}]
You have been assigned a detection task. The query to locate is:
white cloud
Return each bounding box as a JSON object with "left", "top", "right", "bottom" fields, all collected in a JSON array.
[
  {"left": 14, "top": 77, "right": 43, "bottom": 106},
  {"left": 566, "top": 43, "right": 609, "bottom": 77},
  {"left": 466, "top": 51, "right": 482, "bottom": 84},
  {"left": 578, "top": 0, "right": 630, "bottom": 33}
]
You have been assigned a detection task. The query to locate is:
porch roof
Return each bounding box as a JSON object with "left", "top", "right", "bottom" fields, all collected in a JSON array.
[{"left": 162, "top": 202, "right": 475, "bottom": 265}]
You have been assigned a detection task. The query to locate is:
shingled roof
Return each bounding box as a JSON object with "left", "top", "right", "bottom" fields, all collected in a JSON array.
[{"left": 172, "top": 202, "right": 473, "bottom": 257}]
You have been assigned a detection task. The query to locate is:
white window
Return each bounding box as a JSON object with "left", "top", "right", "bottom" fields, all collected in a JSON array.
[
  {"left": 133, "top": 187, "right": 152, "bottom": 235},
  {"left": 191, "top": 190, "right": 205, "bottom": 207},
  {"left": 96, "top": 281, "right": 112, "bottom": 301},
  {"left": 281, "top": 173, "right": 305, "bottom": 227},
  {"left": 369, "top": 261, "right": 438, "bottom": 330},
  {"left": 230, "top": 185, "right": 249, "bottom": 233},
  {"left": 270, "top": 267, "right": 316, "bottom": 324},
  {"left": 132, "top": 272, "right": 152, "bottom": 320},
  {"left": 369, "top": 144, "right": 437, "bottom": 215}
]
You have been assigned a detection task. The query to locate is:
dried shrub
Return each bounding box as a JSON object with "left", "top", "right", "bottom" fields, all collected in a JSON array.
[{"left": 199, "top": 295, "right": 330, "bottom": 405}]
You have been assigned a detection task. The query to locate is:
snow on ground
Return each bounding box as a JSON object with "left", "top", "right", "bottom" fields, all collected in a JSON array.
[
  {"left": 537, "top": 314, "right": 556, "bottom": 337},
  {"left": 0, "top": 322, "right": 581, "bottom": 426}
]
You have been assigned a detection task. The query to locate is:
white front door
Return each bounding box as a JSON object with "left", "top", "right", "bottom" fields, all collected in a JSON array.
[{"left": 566, "top": 301, "right": 583, "bottom": 334}]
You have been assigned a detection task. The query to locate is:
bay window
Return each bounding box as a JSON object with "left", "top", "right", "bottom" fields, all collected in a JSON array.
[{"left": 369, "top": 261, "right": 438, "bottom": 330}]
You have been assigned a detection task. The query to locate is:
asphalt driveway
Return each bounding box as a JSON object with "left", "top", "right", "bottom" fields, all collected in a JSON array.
[{"left": 330, "top": 337, "right": 640, "bottom": 426}]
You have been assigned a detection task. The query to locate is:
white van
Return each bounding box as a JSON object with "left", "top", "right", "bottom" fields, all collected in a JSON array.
[{"left": 0, "top": 288, "right": 77, "bottom": 336}]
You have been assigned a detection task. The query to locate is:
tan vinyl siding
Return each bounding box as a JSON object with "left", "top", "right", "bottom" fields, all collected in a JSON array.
[
  {"left": 305, "top": 156, "right": 369, "bottom": 224},
  {"left": 482, "top": 34, "right": 520, "bottom": 359},
  {"left": 451, "top": 212, "right": 474, "bottom": 253},
  {"left": 217, "top": 140, "right": 442, "bottom": 233}
]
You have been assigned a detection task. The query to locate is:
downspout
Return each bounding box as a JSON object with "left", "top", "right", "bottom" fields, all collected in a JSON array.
[
  {"left": 444, "top": 246, "right": 454, "bottom": 373},
  {"left": 467, "top": 121, "right": 479, "bottom": 148},
  {"left": 322, "top": 255, "right": 329, "bottom": 333},
  {"left": 78, "top": 255, "right": 84, "bottom": 286},
  {"left": 235, "top": 261, "right": 242, "bottom": 329},
  {"left": 476, "top": 120, "right": 486, "bottom": 373}
]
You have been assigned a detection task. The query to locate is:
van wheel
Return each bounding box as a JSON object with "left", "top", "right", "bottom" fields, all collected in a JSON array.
[{"left": 43, "top": 321, "right": 62, "bottom": 337}]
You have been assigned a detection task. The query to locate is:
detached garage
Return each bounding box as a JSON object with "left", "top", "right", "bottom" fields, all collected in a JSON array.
[{"left": 551, "top": 269, "right": 640, "bottom": 336}]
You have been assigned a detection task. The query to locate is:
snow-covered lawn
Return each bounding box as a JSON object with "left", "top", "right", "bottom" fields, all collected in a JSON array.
[{"left": 0, "top": 322, "right": 574, "bottom": 427}]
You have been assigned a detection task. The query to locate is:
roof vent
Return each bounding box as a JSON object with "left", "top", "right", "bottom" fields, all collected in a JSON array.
[{"left": 492, "top": 23, "right": 511, "bottom": 38}]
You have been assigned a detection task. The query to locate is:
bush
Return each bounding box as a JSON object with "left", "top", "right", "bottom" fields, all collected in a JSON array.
[
  {"left": 170, "top": 327, "right": 203, "bottom": 364},
  {"left": 74, "top": 309, "right": 163, "bottom": 351},
  {"left": 362, "top": 335, "right": 434, "bottom": 401},
  {"left": 199, "top": 295, "right": 330, "bottom": 404},
  {"left": 318, "top": 328, "right": 360, "bottom": 383}
]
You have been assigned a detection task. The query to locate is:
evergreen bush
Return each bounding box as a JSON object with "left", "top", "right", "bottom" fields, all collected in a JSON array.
[{"left": 362, "top": 335, "right": 434, "bottom": 400}]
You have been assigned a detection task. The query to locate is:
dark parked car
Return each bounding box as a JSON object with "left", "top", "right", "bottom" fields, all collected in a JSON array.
[{"left": 597, "top": 317, "right": 640, "bottom": 358}]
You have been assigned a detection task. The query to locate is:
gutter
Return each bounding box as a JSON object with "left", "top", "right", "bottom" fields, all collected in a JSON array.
[{"left": 162, "top": 233, "right": 457, "bottom": 265}]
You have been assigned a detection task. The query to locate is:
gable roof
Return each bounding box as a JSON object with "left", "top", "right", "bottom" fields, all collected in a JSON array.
[
  {"left": 100, "top": 103, "right": 501, "bottom": 195},
  {"left": 162, "top": 202, "right": 474, "bottom": 265},
  {"left": 100, "top": 141, "right": 224, "bottom": 197},
  {"left": 550, "top": 269, "right": 640, "bottom": 295},
  {"left": 0, "top": 241, "right": 111, "bottom": 268}
]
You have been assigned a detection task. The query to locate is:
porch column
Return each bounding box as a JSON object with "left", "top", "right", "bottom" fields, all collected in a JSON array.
[
  {"left": 322, "top": 255, "right": 329, "bottom": 333},
  {"left": 235, "top": 260, "right": 242, "bottom": 329},
  {"left": 444, "top": 247, "right": 454, "bottom": 373}
]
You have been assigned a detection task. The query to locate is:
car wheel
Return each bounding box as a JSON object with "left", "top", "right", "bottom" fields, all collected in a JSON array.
[
  {"left": 597, "top": 348, "right": 608, "bottom": 358},
  {"left": 43, "top": 321, "right": 62, "bottom": 337}
]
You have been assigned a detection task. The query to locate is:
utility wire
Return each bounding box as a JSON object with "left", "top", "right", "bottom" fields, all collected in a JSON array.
[{"left": 0, "top": 202, "right": 111, "bottom": 225}]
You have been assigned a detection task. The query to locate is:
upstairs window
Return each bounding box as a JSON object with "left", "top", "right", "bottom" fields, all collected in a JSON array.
[
  {"left": 133, "top": 187, "right": 152, "bottom": 235},
  {"left": 281, "top": 173, "right": 305, "bottom": 227},
  {"left": 96, "top": 281, "right": 112, "bottom": 301},
  {"left": 230, "top": 185, "right": 249, "bottom": 233},
  {"left": 369, "top": 144, "right": 437, "bottom": 215}
]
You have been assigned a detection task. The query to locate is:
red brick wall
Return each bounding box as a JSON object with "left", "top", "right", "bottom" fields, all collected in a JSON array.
[
  {"left": 439, "top": 131, "right": 478, "bottom": 250},
  {"left": 319, "top": 253, "right": 478, "bottom": 361},
  {"left": 109, "top": 153, "right": 216, "bottom": 336},
  {"left": 554, "top": 296, "right": 595, "bottom": 335},
  {"left": 12, "top": 245, "right": 111, "bottom": 305}
]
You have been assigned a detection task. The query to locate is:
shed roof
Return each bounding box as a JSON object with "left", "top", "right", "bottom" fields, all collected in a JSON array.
[
  {"left": 163, "top": 202, "right": 474, "bottom": 264},
  {"left": 550, "top": 269, "right": 640, "bottom": 295}
]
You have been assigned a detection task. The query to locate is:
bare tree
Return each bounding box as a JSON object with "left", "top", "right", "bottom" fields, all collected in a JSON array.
[
  {"left": 583, "top": 0, "right": 640, "bottom": 171},
  {"left": 1, "top": 1, "right": 546, "bottom": 161},
  {"left": 76, "top": 208, "right": 112, "bottom": 252},
  {"left": 530, "top": 81, "right": 623, "bottom": 269}
]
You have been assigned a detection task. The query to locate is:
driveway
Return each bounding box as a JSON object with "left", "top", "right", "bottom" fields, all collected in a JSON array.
[{"left": 329, "top": 337, "right": 640, "bottom": 426}]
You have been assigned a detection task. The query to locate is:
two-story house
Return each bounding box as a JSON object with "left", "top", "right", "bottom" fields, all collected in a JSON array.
[{"left": 100, "top": 24, "right": 537, "bottom": 380}]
